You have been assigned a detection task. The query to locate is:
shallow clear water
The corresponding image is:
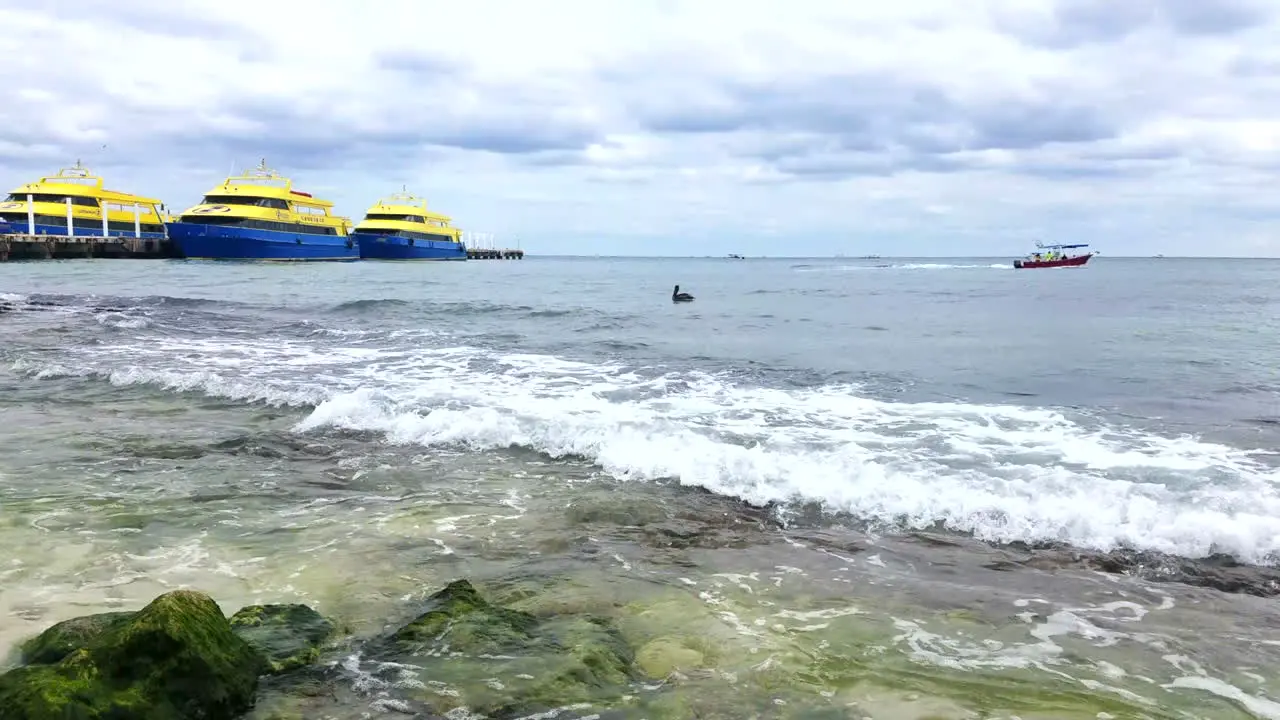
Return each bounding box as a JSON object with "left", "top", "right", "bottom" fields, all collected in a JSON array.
[{"left": 1, "top": 256, "right": 1278, "bottom": 718}]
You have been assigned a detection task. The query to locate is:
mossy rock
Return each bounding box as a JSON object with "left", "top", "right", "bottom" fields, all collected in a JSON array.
[
  {"left": 18, "top": 611, "right": 136, "bottom": 665},
  {"left": 230, "top": 604, "right": 335, "bottom": 675},
  {"left": 391, "top": 578, "right": 539, "bottom": 656},
  {"left": 529, "top": 616, "right": 635, "bottom": 694},
  {"left": 634, "top": 636, "right": 705, "bottom": 679},
  {"left": 380, "top": 579, "right": 636, "bottom": 716},
  {"left": 0, "top": 590, "right": 263, "bottom": 720}
]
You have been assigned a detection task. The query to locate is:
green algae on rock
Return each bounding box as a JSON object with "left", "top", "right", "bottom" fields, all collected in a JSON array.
[
  {"left": 18, "top": 611, "right": 136, "bottom": 666},
  {"left": 391, "top": 579, "right": 540, "bottom": 655},
  {"left": 229, "top": 604, "right": 336, "bottom": 675},
  {"left": 378, "top": 579, "right": 636, "bottom": 716},
  {"left": 634, "top": 636, "right": 707, "bottom": 679},
  {"left": 0, "top": 590, "right": 263, "bottom": 720}
]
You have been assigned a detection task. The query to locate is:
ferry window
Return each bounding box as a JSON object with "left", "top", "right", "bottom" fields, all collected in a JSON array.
[
  {"left": 364, "top": 213, "right": 427, "bottom": 223},
  {"left": 12, "top": 214, "right": 152, "bottom": 232},
  {"left": 104, "top": 202, "right": 156, "bottom": 215},
  {"left": 200, "top": 195, "right": 288, "bottom": 209},
  {"left": 355, "top": 228, "right": 455, "bottom": 242},
  {"left": 6, "top": 193, "right": 98, "bottom": 206},
  {"left": 181, "top": 215, "right": 336, "bottom": 235}
]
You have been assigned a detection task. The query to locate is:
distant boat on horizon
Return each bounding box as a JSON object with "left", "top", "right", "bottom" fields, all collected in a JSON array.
[{"left": 1013, "top": 242, "right": 1094, "bottom": 269}]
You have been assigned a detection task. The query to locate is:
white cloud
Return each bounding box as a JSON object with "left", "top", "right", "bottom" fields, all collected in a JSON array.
[{"left": 2, "top": 0, "right": 1279, "bottom": 256}]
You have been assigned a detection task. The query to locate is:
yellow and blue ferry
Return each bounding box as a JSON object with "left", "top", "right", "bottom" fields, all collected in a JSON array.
[
  {"left": 350, "top": 190, "right": 466, "bottom": 261},
  {"left": 0, "top": 161, "right": 167, "bottom": 238},
  {"left": 166, "top": 160, "right": 356, "bottom": 261}
]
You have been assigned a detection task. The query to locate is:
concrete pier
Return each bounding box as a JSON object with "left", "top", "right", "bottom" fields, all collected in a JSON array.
[
  {"left": 0, "top": 234, "right": 176, "bottom": 261},
  {"left": 0, "top": 234, "right": 525, "bottom": 262},
  {"left": 466, "top": 247, "right": 524, "bottom": 260}
]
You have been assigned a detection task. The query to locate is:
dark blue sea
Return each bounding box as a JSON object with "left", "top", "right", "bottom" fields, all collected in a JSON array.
[{"left": 2, "top": 256, "right": 1278, "bottom": 718}]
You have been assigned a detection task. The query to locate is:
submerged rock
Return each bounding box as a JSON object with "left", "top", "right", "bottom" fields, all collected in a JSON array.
[
  {"left": 891, "top": 530, "right": 1280, "bottom": 598},
  {"left": 391, "top": 578, "right": 539, "bottom": 655},
  {"left": 0, "top": 590, "right": 263, "bottom": 720},
  {"left": 634, "top": 636, "right": 706, "bottom": 679},
  {"left": 230, "top": 604, "right": 335, "bottom": 675},
  {"left": 373, "top": 579, "right": 636, "bottom": 716},
  {"left": 987, "top": 545, "right": 1280, "bottom": 597},
  {"left": 1085, "top": 549, "right": 1280, "bottom": 597}
]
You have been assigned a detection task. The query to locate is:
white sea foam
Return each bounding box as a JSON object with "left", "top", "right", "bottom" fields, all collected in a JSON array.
[
  {"left": 94, "top": 311, "right": 151, "bottom": 329},
  {"left": 794, "top": 262, "right": 1011, "bottom": 272},
  {"left": 13, "top": 335, "right": 1280, "bottom": 564}
]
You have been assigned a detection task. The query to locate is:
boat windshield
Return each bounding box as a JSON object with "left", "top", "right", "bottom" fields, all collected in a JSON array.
[
  {"left": 201, "top": 195, "right": 289, "bottom": 209},
  {"left": 365, "top": 213, "right": 426, "bottom": 223},
  {"left": 5, "top": 193, "right": 99, "bottom": 207},
  {"left": 44, "top": 176, "right": 98, "bottom": 186}
]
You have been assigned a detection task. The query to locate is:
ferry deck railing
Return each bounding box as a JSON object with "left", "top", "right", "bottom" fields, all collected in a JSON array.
[{"left": 12, "top": 194, "right": 162, "bottom": 239}]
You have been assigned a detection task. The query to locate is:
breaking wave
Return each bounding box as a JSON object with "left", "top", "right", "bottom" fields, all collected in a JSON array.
[{"left": 12, "top": 331, "right": 1280, "bottom": 566}]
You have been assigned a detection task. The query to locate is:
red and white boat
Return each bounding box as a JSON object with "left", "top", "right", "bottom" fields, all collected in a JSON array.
[{"left": 1013, "top": 243, "right": 1094, "bottom": 269}]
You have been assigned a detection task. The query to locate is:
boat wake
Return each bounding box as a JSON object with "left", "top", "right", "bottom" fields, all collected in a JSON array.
[
  {"left": 792, "top": 263, "right": 1011, "bottom": 272},
  {"left": 10, "top": 324, "right": 1280, "bottom": 567}
]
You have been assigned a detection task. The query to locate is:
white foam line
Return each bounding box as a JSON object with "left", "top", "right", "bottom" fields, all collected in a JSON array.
[
  {"left": 1164, "top": 676, "right": 1280, "bottom": 719},
  {"left": 15, "top": 333, "right": 1280, "bottom": 564}
]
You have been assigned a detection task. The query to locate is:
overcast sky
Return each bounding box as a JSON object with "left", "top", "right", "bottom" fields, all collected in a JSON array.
[{"left": 4, "top": 0, "right": 1279, "bottom": 257}]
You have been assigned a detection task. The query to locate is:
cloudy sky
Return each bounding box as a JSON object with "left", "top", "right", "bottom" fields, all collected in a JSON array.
[{"left": 4, "top": 0, "right": 1279, "bottom": 257}]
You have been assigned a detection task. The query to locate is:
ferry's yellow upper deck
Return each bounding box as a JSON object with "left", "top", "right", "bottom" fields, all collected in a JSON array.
[
  {"left": 0, "top": 161, "right": 166, "bottom": 231},
  {"left": 352, "top": 191, "right": 462, "bottom": 241},
  {"left": 177, "top": 159, "right": 350, "bottom": 235}
]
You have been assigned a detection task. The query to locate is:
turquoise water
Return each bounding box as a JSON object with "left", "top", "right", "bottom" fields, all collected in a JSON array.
[{"left": 1, "top": 256, "right": 1278, "bottom": 718}]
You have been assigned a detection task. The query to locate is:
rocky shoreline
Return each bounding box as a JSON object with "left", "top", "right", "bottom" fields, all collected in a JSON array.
[
  {"left": 1, "top": 579, "right": 724, "bottom": 719},
  {"left": 766, "top": 498, "right": 1280, "bottom": 599},
  {"left": 6, "top": 524, "right": 1278, "bottom": 719},
  {"left": 2, "top": 460, "right": 1278, "bottom": 719},
  {"left": 0, "top": 591, "right": 335, "bottom": 719},
  {"left": 871, "top": 529, "right": 1280, "bottom": 599}
]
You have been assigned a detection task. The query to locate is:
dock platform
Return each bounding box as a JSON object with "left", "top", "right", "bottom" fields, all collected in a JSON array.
[
  {"left": 0, "top": 234, "right": 175, "bottom": 261},
  {"left": 467, "top": 247, "right": 523, "bottom": 260},
  {"left": 1, "top": 235, "right": 525, "bottom": 262}
]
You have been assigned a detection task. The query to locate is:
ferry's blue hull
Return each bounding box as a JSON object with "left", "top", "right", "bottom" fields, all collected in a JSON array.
[
  {"left": 0, "top": 219, "right": 165, "bottom": 239},
  {"left": 353, "top": 233, "right": 467, "bottom": 261},
  {"left": 167, "top": 222, "right": 359, "bottom": 261}
]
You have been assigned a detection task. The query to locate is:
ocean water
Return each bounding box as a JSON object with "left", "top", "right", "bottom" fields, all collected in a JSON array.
[{"left": 1, "top": 256, "right": 1279, "bottom": 718}]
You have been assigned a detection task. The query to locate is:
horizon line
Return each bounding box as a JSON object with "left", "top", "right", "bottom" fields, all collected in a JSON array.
[{"left": 512, "top": 254, "right": 1279, "bottom": 260}]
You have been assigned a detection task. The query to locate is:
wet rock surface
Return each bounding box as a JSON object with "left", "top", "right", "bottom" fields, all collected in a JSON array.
[
  {"left": 17, "top": 611, "right": 135, "bottom": 666},
  {"left": 0, "top": 592, "right": 342, "bottom": 719},
  {"left": 781, "top": 525, "right": 1280, "bottom": 599},
  {"left": 366, "top": 579, "right": 636, "bottom": 717},
  {"left": 972, "top": 540, "right": 1280, "bottom": 598},
  {"left": 0, "top": 590, "right": 263, "bottom": 720},
  {"left": 229, "top": 604, "right": 336, "bottom": 675},
  {"left": 581, "top": 485, "right": 1280, "bottom": 601}
]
